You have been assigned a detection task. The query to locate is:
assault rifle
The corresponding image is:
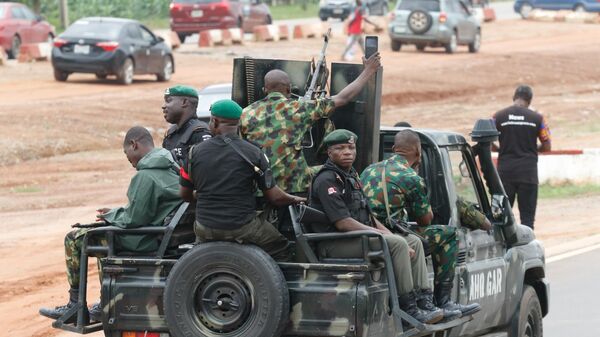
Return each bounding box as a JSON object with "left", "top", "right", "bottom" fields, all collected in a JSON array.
[
  {"left": 71, "top": 221, "right": 108, "bottom": 229},
  {"left": 301, "top": 28, "right": 332, "bottom": 101}
]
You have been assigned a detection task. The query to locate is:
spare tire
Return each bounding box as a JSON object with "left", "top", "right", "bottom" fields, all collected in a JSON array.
[
  {"left": 164, "top": 242, "right": 289, "bottom": 337},
  {"left": 407, "top": 10, "right": 433, "bottom": 35}
]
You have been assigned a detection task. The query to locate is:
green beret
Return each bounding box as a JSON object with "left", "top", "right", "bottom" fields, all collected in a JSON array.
[
  {"left": 210, "top": 99, "right": 243, "bottom": 120},
  {"left": 164, "top": 85, "right": 198, "bottom": 98},
  {"left": 323, "top": 129, "right": 358, "bottom": 147}
]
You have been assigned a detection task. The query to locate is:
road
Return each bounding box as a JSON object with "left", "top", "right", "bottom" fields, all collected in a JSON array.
[{"left": 544, "top": 246, "right": 600, "bottom": 337}]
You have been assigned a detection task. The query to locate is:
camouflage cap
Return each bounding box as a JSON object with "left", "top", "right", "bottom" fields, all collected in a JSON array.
[
  {"left": 164, "top": 85, "right": 198, "bottom": 98},
  {"left": 210, "top": 99, "right": 243, "bottom": 120},
  {"left": 323, "top": 129, "right": 358, "bottom": 147}
]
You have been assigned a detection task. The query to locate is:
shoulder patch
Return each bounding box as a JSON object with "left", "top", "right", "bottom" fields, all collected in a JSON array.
[{"left": 327, "top": 187, "right": 338, "bottom": 195}]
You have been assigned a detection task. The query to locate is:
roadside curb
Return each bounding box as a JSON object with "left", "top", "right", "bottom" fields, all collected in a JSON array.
[
  {"left": 528, "top": 9, "right": 600, "bottom": 24},
  {"left": 545, "top": 233, "right": 600, "bottom": 259}
]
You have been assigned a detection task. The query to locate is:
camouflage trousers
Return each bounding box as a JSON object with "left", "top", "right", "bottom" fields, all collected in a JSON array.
[
  {"left": 65, "top": 228, "right": 107, "bottom": 289},
  {"left": 413, "top": 225, "right": 458, "bottom": 285}
]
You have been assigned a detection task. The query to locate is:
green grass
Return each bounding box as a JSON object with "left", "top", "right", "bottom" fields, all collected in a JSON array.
[
  {"left": 12, "top": 186, "right": 43, "bottom": 194},
  {"left": 538, "top": 182, "right": 600, "bottom": 199},
  {"left": 270, "top": 2, "right": 321, "bottom": 21},
  {"left": 141, "top": 17, "right": 171, "bottom": 30}
]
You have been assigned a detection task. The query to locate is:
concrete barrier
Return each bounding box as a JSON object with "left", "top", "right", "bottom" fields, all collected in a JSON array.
[
  {"left": 0, "top": 47, "right": 6, "bottom": 66},
  {"left": 253, "top": 24, "right": 280, "bottom": 42},
  {"left": 528, "top": 9, "right": 600, "bottom": 24},
  {"left": 18, "top": 43, "right": 51, "bottom": 63},
  {"left": 538, "top": 149, "right": 600, "bottom": 184},
  {"left": 278, "top": 24, "right": 290, "bottom": 41},
  {"left": 483, "top": 8, "right": 496, "bottom": 22},
  {"left": 293, "top": 23, "right": 321, "bottom": 39},
  {"left": 198, "top": 29, "right": 232, "bottom": 47},
  {"left": 228, "top": 28, "right": 244, "bottom": 44}
]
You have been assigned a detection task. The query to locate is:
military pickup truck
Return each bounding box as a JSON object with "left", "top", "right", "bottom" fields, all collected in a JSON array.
[{"left": 47, "top": 57, "right": 549, "bottom": 337}]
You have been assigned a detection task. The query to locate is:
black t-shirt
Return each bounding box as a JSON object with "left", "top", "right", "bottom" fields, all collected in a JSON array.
[
  {"left": 163, "top": 117, "right": 211, "bottom": 164},
  {"left": 180, "top": 134, "right": 274, "bottom": 230},
  {"left": 494, "top": 105, "right": 545, "bottom": 184}
]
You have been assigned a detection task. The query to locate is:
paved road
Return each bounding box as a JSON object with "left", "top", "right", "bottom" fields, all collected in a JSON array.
[{"left": 544, "top": 247, "right": 600, "bottom": 337}]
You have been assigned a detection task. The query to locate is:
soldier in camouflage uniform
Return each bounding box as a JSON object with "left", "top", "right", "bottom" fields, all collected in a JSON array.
[
  {"left": 361, "top": 130, "right": 490, "bottom": 318},
  {"left": 240, "top": 53, "right": 381, "bottom": 194}
]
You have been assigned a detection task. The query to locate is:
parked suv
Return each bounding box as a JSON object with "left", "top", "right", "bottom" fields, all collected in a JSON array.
[
  {"left": 388, "top": 0, "right": 481, "bottom": 53},
  {"left": 170, "top": 0, "right": 272, "bottom": 42}
]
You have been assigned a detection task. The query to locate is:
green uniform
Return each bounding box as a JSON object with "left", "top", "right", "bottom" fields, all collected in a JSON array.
[
  {"left": 64, "top": 148, "right": 182, "bottom": 288},
  {"left": 361, "top": 155, "right": 489, "bottom": 286},
  {"left": 241, "top": 92, "right": 335, "bottom": 193}
]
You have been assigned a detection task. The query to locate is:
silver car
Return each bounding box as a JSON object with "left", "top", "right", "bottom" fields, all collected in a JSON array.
[{"left": 388, "top": 0, "right": 481, "bottom": 53}]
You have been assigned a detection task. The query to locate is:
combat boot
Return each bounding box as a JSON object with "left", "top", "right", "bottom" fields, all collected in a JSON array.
[
  {"left": 39, "top": 288, "right": 79, "bottom": 323},
  {"left": 89, "top": 302, "right": 102, "bottom": 322},
  {"left": 417, "top": 288, "right": 461, "bottom": 321},
  {"left": 398, "top": 291, "right": 444, "bottom": 324},
  {"left": 435, "top": 281, "right": 481, "bottom": 316}
]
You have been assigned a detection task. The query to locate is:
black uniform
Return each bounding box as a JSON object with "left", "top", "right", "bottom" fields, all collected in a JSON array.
[
  {"left": 180, "top": 134, "right": 288, "bottom": 257},
  {"left": 162, "top": 117, "right": 211, "bottom": 165}
]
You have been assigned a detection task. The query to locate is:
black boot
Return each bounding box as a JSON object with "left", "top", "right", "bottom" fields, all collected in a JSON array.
[
  {"left": 398, "top": 291, "right": 444, "bottom": 324},
  {"left": 435, "top": 281, "right": 481, "bottom": 316},
  {"left": 39, "top": 288, "right": 79, "bottom": 323},
  {"left": 418, "top": 288, "right": 461, "bottom": 321},
  {"left": 89, "top": 302, "right": 102, "bottom": 322}
]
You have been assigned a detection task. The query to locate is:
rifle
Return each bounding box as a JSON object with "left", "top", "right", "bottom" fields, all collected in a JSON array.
[
  {"left": 71, "top": 221, "right": 108, "bottom": 229},
  {"left": 388, "top": 218, "right": 431, "bottom": 255}
]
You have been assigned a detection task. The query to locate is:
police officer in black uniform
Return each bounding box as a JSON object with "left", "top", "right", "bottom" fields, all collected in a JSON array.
[
  {"left": 309, "top": 129, "right": 444, "bottom": 324},
  {"left": 162, "top": 85, "right": 212, "bottom": 165},
  {"left": 179, "top": 99, "right": 305, "bottom": 259}
]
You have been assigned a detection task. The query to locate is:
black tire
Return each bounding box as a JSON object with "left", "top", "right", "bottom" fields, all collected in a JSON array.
[
  {"left": 116, "top": 58, "right": 134, "bottom": 85},
  {"left": 574, "top": 4, "right": 586, "bottom": 12},
  {"left": 416, "top": 44, "right": 426, "bottom": 51},
  {"left": 266, "top": 15, "right": 273, "bottom": 25},
  {"left": 468, "top": 30, "right": 481, "bottom": 53},
  {"left": 391, "top": 39, "right": 402, "bottom": 52},
  {"left": 177, "top": 32, "right": 188, "bottom": 43},
  {"left": 164, "top": 242, "right": 289, "bottom": 337},
  {"left": 95, "top": 73, "right": 108, "bottom": 79},
  {"left": 320, "top": 15, "right": 328, "bottom": 22},
  {"left": 8, "top": 35, "right": 21, "bottom": 59},
  {"left": 53, "top": 69, "right": 69, "bottom": 82},
  {"left": 237, "top": 17, "right": 243, "bottom": 28},
  {"left": 445, "top": 31, "right": 457, "bottom": 54},
  {"left": 156, "top": 56, "right": 173, "bottom": 82},
  {"left": 508, "top": 285, "right": 543, "bottom": 337},
  {"left": 407, "top": 10, "right": 432, "bottom": 35}
]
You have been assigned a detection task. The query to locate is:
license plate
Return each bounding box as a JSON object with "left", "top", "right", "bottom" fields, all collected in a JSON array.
[
  {"left": 333, "top": 8, "right": 343, "bottom": 14},
  {"left": 191, "top": 10, "right": 203, "bottom": 18},
  {"left": 74, "top": 44, "right": 90, "bottom": 54},
  {"left": 394, "top": 26, "right": 406, "bottom": 33}
]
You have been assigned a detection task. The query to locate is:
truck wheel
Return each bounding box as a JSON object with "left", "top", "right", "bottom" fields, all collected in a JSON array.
[
  {"left": 391, "top": 40, "right": 402, "bottom": 52},
  {"left": 164, "top": 242, "right": 289, "bottom": 337},
  {"left": 509, "top": 285, "right": 543, "bottom": 337}
]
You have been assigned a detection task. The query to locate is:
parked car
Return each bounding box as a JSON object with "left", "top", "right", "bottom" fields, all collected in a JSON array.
[
  {"left": 319, "top": 0, "right": 389, "bottom": 21},
  {"left": 0, "top": 2, "right": 55, "bottom": 59},
  {"left": 514, "top": 0, "right": 600, "bottom": 18},
  {"left": 170, "top": 0, "right": 272, "bottom": 42},
  {"left": 388, "top": 0, "right": 481, "bottom": 53},
  {"left": 196, "top": 83, "right": 232, "bottom": 122},
  {"left": 51, "top": 17, "right": 174, "bottom": 85}
]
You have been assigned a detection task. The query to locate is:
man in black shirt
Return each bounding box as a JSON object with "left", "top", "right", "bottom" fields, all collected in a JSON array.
[
  {"left": 179, "top": 99, "right": 305, "bottom": 259},
  {"left": 309, "top": 129, "right": 444, "bottom": 324},
  {"left": 162, "top": 85, "right": 212, "bottom": 165},
  {"left": 493, "top": 85, "right": 551, "bottom": 229}
]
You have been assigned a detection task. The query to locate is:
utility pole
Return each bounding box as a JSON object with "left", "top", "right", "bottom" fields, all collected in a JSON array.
[{"left": 59, "top": 0, "right": 69, "bottom": 29}]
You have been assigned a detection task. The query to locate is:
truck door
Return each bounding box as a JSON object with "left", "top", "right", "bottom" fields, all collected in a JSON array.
[{"left": 445, "top": 146, "right": 507, "bottom": 336}]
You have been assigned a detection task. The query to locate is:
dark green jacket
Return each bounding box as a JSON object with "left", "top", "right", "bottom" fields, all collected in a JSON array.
[{"left": 102, "top": 148, "right": 182, "bottom": 252}]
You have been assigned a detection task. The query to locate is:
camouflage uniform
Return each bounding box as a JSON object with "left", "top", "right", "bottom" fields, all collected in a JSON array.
[
  {"left": 360, "top": 154, "right": 487, "bottom": 286},
  {"left": 241, "top": 92, "right": 335, "bottom": 193},
  {"left": 64, "top": 228, "right": 107, "bottom": 289}
]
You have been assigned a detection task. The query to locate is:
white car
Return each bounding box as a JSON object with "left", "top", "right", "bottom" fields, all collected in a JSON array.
[{"left": 196, "top": 83, "right": 232, "bottom": 122}]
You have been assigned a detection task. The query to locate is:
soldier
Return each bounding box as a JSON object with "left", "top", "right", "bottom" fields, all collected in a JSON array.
[
  {"left": 309, "top": 129, "right": 445, "bottom": 324},
  {"left": 360, "top": 130, "right": 488, "bottom": 318},
  {"left": 39, "top": 127, "right": 183, "bottom": 323},
  {"left": 240, "top": 52, "right": 381, "bottom": 195},
  {"left": 162, "top": 85, "right": 212, "bottom": 165},
  {"left": 179, "top": 99, "right": 305, "bottom": 259}
]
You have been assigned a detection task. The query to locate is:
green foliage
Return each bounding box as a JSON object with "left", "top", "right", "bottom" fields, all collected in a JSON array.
[
  {"left": 538, "top": 182, "right": 600, "bottom": 199},
  {"left": 270, "top": 1, "right": 320, "bottom": 20}
]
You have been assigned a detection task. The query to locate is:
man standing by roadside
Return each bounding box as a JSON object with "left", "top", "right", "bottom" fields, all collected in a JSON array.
[
  {"left": 493, "top": 85, "right": 551, "bottom": 229},
  {"left": 341, "top": 0, "right": 381, "bottom": 61},
  {"left": 162, "top": 85, "right": 212, "bottom": 166}
]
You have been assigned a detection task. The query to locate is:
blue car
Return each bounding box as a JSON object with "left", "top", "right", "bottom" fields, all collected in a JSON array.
[{"left": 514, "top": 0, "right": 600, "bottom": 18}]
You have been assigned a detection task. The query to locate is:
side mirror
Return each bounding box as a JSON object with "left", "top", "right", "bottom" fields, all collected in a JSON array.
[
  {"left": 35, "top": 15, "right": 44, "bottom": 23},
  {"left": 156, "top": 36, "right": 165, "bottom": 43}
]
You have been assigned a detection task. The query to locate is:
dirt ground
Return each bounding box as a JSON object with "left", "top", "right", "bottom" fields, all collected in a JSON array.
[{"left": 1, "top": 19, "right": 600, "bottom": 336}]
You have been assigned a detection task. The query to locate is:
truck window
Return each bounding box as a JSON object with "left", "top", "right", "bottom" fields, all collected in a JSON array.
[{"left": 448, "top": 149, "right": 480, "bottom": 207}]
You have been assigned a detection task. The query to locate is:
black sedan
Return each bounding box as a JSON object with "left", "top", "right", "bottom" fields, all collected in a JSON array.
[{"left": 52, "top": 17, "right": 174, "bottom": 85}]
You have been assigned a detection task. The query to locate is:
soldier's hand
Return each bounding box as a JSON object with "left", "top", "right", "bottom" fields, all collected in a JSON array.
[
  {"left": 294, "top": 196, "right": 307, "bottom": 205},
  {"left": 362, "top": 52, "right": 381, "bottom": 74},
  {"left": 97, "top": 208, "right": 111, "bottom": 215},
  {"left": 408, "top": 247, "right": 416, "bottom": 259}
]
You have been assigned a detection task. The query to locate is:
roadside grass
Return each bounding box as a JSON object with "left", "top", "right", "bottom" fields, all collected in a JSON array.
[
  {"left": 142, "top": 17, "right": 170, "bottom": 30},
  {"left": 270, "top": 2, "right": 321, "bottom": 20},
  {"left": 538, "top": 182, "right": 600, "bottom": 199},
  {"left": 12, "top": 186, "right": 43, "bottom": 193}
]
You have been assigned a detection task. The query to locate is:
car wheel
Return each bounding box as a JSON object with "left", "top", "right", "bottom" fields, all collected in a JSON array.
[
  {"left": 237, "top": 17, "right": 243, "bottom": 29},
  {"left": 320, "top": 15, "right": 328, "bottom": 21},
  {"left": 416, "top": 44, "right": 426, "bottom": 51},
  {"left": 445, "top": 31, "right": 457, "bottom": 54},
  {"left": 8, "top": 35, "right": 21, "bottom": 59},
  {"left": 164, "top": 242, "right": 289, "bottom": 337},
  {"left": 266, "top": 15, "right": 273, "bottom": 25},
  {"left": 468, "top": 30, "right": 481, "bottom": 53},
  {"left": 116, "top": 58, "right": 134, "bottom": 85},
  {"left": 508, "top": 285, "right": 543, "bottom": 337},
  {"left": 95, "top": 73, "right": 107, "bottom": 79},
  {"left": 177, "top": 33, "right": 188, "bottom": 43},
  {"left": 156, "top": 56, "right": 173, "bottom": 82},
  {"left": 54, "top": 69, "right": 69, "bottom": 82},
  {"left": 391, "top": 39, "right": 402, "bottom": 52},
  {"left": 407, "top": 10, "right": 433, "bottom": 34},
  {"left": 574, "top": 4, "right": 586, "bottom": 12},
  {"left": 519, "top": 3, "right": 533, "bottom": 19}
]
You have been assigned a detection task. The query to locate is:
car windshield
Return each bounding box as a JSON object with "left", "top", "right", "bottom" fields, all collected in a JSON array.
[
  {"left": 62, "top": 20, "right": 124, "bottom": 40},
  {"left": 397, "top": 0, "right": 440, "bottom": 11},
  {"left": 197, "top": 92, "right": 232, "bottom": 115}
]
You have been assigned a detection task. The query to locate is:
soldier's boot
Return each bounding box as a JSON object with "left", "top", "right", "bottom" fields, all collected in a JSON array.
[
  {"left": 417, "top": 288, "right": 461, "bottom": 321},
  {"left": 435, "top": 281, "right": 481, "bottom": 316},
  {"left": 39, "top": 288, "right": 79, "bottom": 323},
  {"left": 398, "top": 291, "right": 444, "bottom": 324},
  {"left": 89, "top": 302, "right": 102, "bottom": 322}
]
